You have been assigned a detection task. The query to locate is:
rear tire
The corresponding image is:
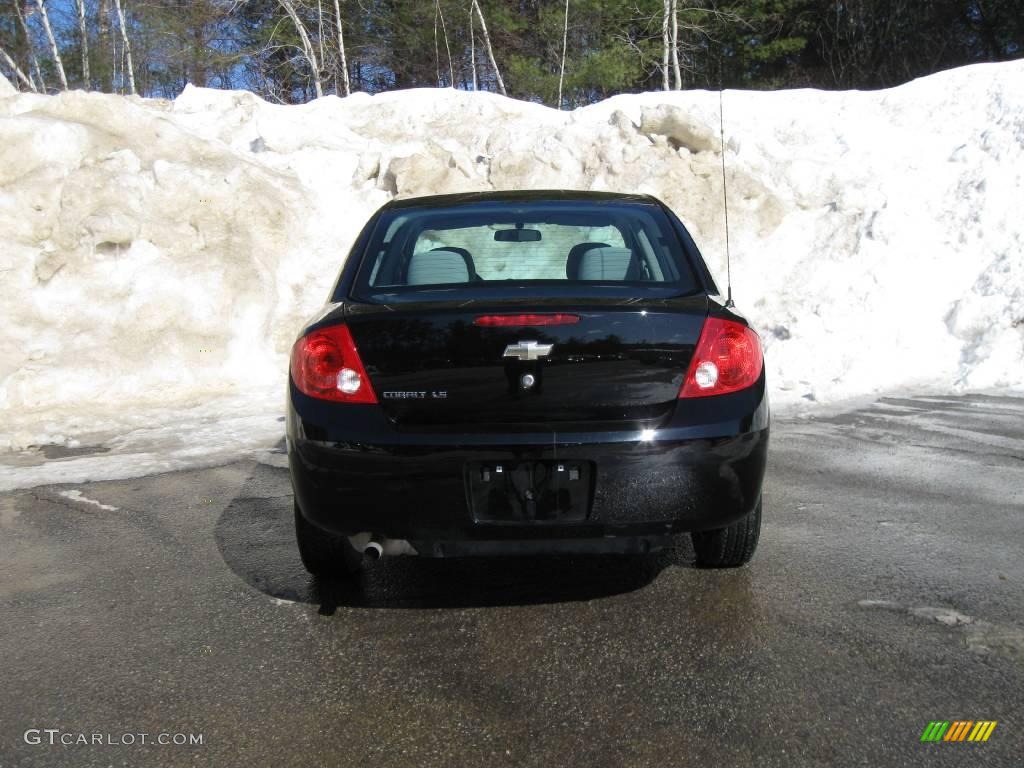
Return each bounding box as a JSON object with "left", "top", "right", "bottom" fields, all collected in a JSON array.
[
  {"left": 294, "top": 503, "right": 362, "bottom": 578},
  {"left": 691, "top": 495, "right": 761, "bottom": 568}
]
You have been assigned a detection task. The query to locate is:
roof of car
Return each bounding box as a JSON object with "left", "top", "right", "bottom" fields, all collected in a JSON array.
[{"left": 382, "top": 190, "right": 660, "bottom": 210}]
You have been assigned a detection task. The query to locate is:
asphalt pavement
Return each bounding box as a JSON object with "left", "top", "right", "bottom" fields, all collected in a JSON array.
[{"left": 1, "top": 393, "right": 1022, "bottom": 767}]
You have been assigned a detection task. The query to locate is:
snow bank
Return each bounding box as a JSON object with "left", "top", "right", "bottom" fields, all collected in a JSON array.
[
  {"left": 1, "top": 63, "right": 1022, "bottom": 486},
  {"left": 0, "top": 73, "right": 16, "bottom": 98}
]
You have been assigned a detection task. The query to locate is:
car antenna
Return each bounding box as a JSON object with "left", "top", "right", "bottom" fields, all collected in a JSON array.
[{"left": 718, "top": 63, "right": 735, "bottom": 309}]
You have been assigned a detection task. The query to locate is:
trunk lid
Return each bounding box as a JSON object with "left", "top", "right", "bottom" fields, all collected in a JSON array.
[{"left": 343, "top": 297, "right": 708, "bottom": 431}]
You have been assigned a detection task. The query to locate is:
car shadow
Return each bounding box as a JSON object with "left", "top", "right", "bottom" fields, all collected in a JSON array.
[{"left": 214, "top": 461, "right": 693, "bottom": 611}]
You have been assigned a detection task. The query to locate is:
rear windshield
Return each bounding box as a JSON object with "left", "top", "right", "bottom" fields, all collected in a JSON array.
[{"left": 350, "top": 201, "right": 699, "bottom": 303}]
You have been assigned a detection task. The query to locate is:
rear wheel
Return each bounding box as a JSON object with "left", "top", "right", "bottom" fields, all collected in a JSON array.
[
  {"left": 691, "top": 495, "right": 762, "bottom": 568},
  {"left": 294, "top": 503, "right": 362, "bottom": 578}
]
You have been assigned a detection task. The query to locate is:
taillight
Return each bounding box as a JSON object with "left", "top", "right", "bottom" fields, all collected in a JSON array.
[
  {"left": 474, "top": 313, "right": 580, "bottom": 327},
  {"left": 679, "top": 317, "right": 763, "bottom": 398},
  {"left": 290, "top": 324, "right": 378, "bottom": 403}
]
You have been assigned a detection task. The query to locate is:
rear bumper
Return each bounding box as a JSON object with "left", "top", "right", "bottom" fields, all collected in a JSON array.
[{"left": 287, "top": 380, "right": 768, "bottom": 547}]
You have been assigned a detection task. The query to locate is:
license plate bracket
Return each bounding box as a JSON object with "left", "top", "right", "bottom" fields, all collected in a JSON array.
[{"left": 467, "top": 460, "right": 593, "bottom": 523}]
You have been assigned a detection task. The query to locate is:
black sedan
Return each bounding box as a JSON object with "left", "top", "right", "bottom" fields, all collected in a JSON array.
[{"left": 287, "top": 190, "right": 768, "bottom": 577}]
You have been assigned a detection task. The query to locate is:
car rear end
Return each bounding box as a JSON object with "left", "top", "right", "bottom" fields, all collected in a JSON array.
[{"left": 287, "top": 192, "right": 768, "bottom": 568}]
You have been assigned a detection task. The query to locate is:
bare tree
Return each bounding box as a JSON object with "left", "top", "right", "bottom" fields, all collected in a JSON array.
[
  {"left": 557, "top": 0, "right": 569, "bottom": 108},
  {"left": 653, "top": 3, "right": 742, "bottom": 90},
  {"left": 661, "top": 0, "right": 670, "bottom": 90},
  {"left": 670, "top": 0, "right": 681, "bottom": 89},
  {"left": 316, "top": 0, "right": 325, "bottom": 79},
  {"left": 76, "top": 0, "right": 90, "bottom": 86},
  {"left": 35, "top": 0, "right": 69, "bottom": 90},
  {"left": 436, "top": 3, "right": 444, "bottom": 84},
  {"left": 332, "top": 0, "right": 350, "bottom": 95},
  {"left": 433, "top": 3, "right": 441, "bottom": 85},
  {"left": 111, "top": 23, "right": 119, "bottom": 91},
  {"left": 111, "top": 0, "right": 136, "bottom": 94},
  {"left": 0, "top": 43, "right": 37, "bottom": 91},
  {"left": 471, "top": 0, "right": 504, "bottom": 96},
  {"left": 97, "top": 0, "right": 112, "bottom": 91},
  {"left": 278, "top": 0, "right": 323, "bottom": 98},
  {"left": 434, "top": 0, "right": 453, "bottom": 87},
  {"left": 13, "top": 0, "right": 46, "bottom": 91},
  {"left": 818, "top": 0, "right": 918, "bottom": 88},
  {"left": 468, "top": 3, "right": 476, "bottom": 90}
]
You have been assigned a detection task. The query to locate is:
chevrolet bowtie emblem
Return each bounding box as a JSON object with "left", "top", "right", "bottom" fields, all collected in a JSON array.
[{"left": 503, "top": 340, "right": 554, "bottom": 361}]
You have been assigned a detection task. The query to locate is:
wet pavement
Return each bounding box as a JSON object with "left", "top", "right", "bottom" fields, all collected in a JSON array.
[{"left": 1, "top": 393, "right": 1022, "bottom": 767}]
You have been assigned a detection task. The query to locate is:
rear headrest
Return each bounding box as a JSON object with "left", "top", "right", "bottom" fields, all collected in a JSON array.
[
  {"left": 566, "top": 242, "right": 609, "bottom": 280},
  {"left": 431, "top": 246, "right": 479, "bottom": 281},
  {"left": 407, "top": 248, "right": 470, "bottom": 285},
  {"left": 577, "top": 247, "right": 633, "bottom": 280}
]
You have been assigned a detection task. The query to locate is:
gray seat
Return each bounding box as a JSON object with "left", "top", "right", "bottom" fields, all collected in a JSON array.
[
  {"left": 566, "top": 242, "right": 610, "bottom": 279},
  {"left": 577, "top": 247, "right": 634, "bottom": 280},
  {"left": 407, "top": 248, "right": 471, "bottom": 285}
]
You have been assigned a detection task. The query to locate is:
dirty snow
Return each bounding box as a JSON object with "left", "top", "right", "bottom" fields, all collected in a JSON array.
[
  {"left": 0, "top": 63, "right": 1022, "bottom": 489},
  {"left": 858, "top": 599, "right": 1024, "bottom": 659},
  {"left": 56, "top": 489, "right": 119, "bottom": 511}
]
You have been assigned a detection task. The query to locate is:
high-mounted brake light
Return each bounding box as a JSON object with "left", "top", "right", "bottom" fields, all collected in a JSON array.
[
  {"left": 679, "top": 317, "right": 763, "bottom": 398},
  {"left": 290, "top": 324, "right": 378, "bottom": 403},
  {"left": 474, "top": 314, "right": 580, "bottom": 327}
]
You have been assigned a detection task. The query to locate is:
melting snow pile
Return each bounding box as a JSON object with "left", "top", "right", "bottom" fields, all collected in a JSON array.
[{"left": 0, "top": 63, "right": 1021, "bottom": 487}]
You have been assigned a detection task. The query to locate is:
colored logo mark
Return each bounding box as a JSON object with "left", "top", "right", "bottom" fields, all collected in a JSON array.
[{"left": 921, "top": 721, "right": 997, "bottom": 742}]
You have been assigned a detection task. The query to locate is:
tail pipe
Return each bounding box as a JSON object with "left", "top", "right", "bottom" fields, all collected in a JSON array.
[{"left": 348, "top": 532, "right": 417, "bottom": 560}]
